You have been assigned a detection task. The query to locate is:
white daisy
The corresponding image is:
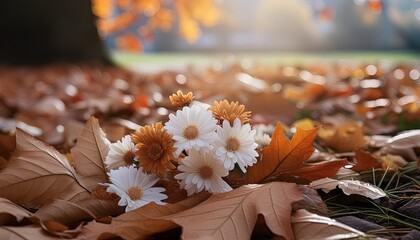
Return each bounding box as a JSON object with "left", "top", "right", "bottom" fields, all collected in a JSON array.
[
  {"left": 105, "top": 135, "right": 137, "bottom": 170},
  {"left": 164, "top": 105, "right": 217, "bottom": 157},
  {"left": 212, "top": 118, "right": 259, "bottom": 173},
  {"left": 253, "top": 124, "right": 273, "bottom": 149},
  {"left": 104, "top": 166, "right": 167, "bottom": 212},
  {"left": 175, "top": 149, "right": 232, "bottom": 196}
]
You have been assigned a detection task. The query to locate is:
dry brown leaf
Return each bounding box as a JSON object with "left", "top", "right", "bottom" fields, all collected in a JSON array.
[
  {"left": 33, "top": 199, "right": 93, "bottom": 226},
  {"left": 291, "top": 209, "right": 366, "bottom": 240},
  {"left": 79, "top": 191, "right": 210, "bottom": 239},
  {"left": 0, "top": 225, "right": 57, "bottom": 240},
  {"left": 39, "top": 220, "right": 84, "bottom": 238},
  {"left": 168, "top": 183, "right": 301, "bottom": 240},
  {"left": 318, "top": 121, "right": 368, "bottom": 152},
  {"left": 71, "top": 117, "right": 110, "bottom": 191},
  {"left": 246, "top": 123, "right": 320, "bottom": 184},
  {"left": 0, "top": 129, "right": 90, "bottom": 208},
  {"left": 352, "top": 148, "right": 381, "bottom": 172},
  {"left": 0, "top": 198, "right": 32, "bottom": 225},
  {"left": 294, "top": 185, "right": 327, "bottom": 215}
]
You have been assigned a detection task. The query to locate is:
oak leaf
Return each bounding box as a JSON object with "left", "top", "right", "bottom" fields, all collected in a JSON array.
[
  {"left": 352, "top": 148, "right": 381, "bottom": 172},
  {"left": 291, "top": 209, "right": 366, "bottom": 240},
  {"left": 246, "top": 123, "right": 320, "bottom": 184},
  {"left": 81, "top": 183, "right": 301, "bottom": 240},
  {"left": 0, "top": 129, "right": 90, "bottom": 208},
  {"left": 70, "top": 117, "right": 110, "bottom": 191},
  {"left": 168, "top": 182, "right": 301, "bottom": 240}
]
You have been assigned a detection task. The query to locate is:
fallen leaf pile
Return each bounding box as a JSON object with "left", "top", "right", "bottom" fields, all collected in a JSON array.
[{"left": 0, "top": 60, "right": 419, "bottom": 239}]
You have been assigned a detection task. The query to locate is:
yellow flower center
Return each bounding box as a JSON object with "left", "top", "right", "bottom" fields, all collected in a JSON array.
[
  {"left": 199, "top": 166, "right": 213, "bottom": 179},
  {"left": 148, "top": 143, "right": 163, "bottom": 161},
  {"left": 123, "top": 150, "right": 136, "bottom": 165},
  {"left": 226, "top": 137, "right": 240, "bottom": 152},
  {"left": 183, "top": 125, "right": 199, "bottom": 140},
  {"left": 127, "top": 186, "right": 143, "bottom": 200}
]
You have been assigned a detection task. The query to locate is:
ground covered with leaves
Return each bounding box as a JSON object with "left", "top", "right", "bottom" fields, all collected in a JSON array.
[{"left": 0, "top": 59, "right": 419, "bottom": 239}]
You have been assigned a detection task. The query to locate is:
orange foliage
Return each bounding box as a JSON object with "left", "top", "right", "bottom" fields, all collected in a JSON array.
[
  {"left": 92, "top": 0, "right": 221, "bottom": 51},
  {"left": 246, "top": 123, "right": 320, "bottom": 183}
]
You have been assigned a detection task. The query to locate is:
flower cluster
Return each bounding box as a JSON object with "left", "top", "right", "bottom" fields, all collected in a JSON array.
[{"left": 101, "top": 91, "right": 259, "bottom": 211}]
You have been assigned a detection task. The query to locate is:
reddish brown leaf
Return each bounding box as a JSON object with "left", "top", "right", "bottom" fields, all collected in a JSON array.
[
  {"left": 246, "top": 123, "right": 320, "bottom": 184},
  {"left": 352, "top": 149, "right": 381, "bottom": 172},
  {"left": 288, "top": 158, "right": 349, "bottom": 181}
]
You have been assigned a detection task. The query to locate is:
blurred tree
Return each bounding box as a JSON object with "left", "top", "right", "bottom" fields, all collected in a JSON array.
[{"left": 0, "top": 0, "right": 111, "bottom": 65}]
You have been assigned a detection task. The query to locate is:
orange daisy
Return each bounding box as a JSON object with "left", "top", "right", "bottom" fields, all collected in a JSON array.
[
  {"left": 209, "top": 100, "right": 251, "bottom": 125},
  {"left": 131, "top": 122, "right": 176, "bottom": 176},
  {"left": 169, "top": 90, "right": 195, "bottom": 108}
]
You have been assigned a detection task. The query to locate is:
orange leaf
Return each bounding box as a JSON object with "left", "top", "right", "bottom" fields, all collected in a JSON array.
[
  {"left": 287, "top": 158, "right": 349, "bottom": 181},
  {"left": 352, "top": 149, "right": 381, "bottom": 172},
  {"left": 115, "top": 34, "right": 143, "bottom": 52},
  {"left": 246, "top": 123, "right": 320, "bottom": 184}
]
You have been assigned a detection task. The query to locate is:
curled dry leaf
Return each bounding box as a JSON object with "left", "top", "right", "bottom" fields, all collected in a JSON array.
[
  {"left": 0, "top": 129, "right": 90, "bottom": 209},
  {"left": 33, "top": 198, "right": 123, "bottom": 228},
  {"left": 381, "top": 130, "right": 420, "bottom": 161},
  {"left": 246, "top": 123, "right": 320, "bottom": 184},
  {"left": 0, "top": 198, "right": 32, "bottom": 225},
  {"left": 291, "top": 209, "right": 367, "bottom": 240},
  {"left": 309, "top": 178, "right": 386, "bottom": 200},
  {"left": 70, "top": 117, "right": 110, "bottom": 191},
  {"left": 39, "top": 220, "right": 83, "bottom": 238}
]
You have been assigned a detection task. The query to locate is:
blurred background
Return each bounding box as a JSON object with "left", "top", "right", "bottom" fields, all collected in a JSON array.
[{"left": 98, "top": 0, "right": 420, "bottom": 53}]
